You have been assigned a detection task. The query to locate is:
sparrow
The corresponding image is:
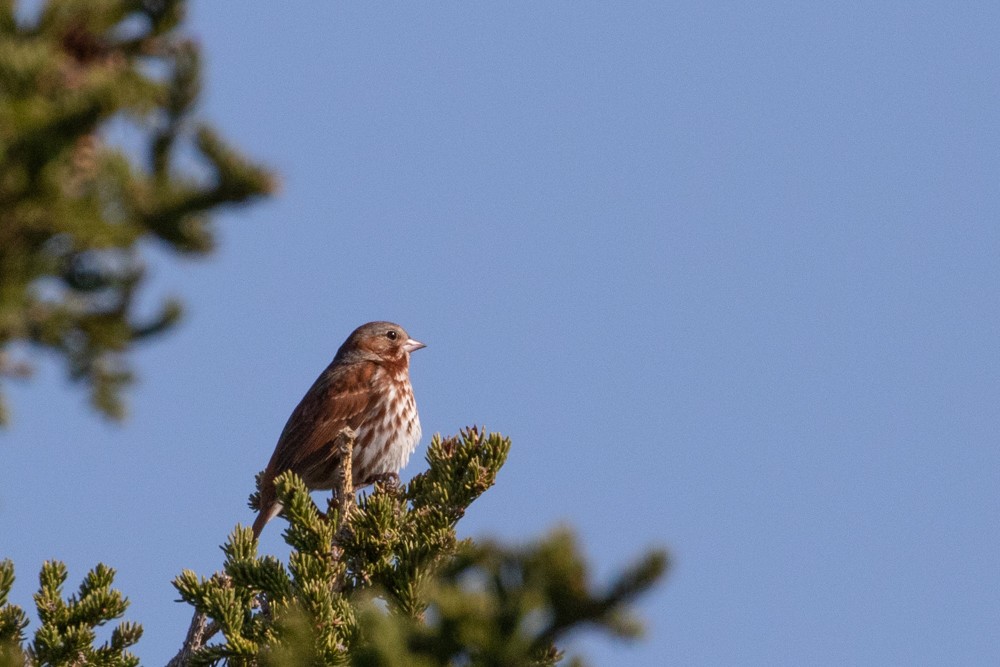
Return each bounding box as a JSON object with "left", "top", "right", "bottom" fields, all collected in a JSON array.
[{"left": 252, "top": 321, "right": 424, "bottom": 537}]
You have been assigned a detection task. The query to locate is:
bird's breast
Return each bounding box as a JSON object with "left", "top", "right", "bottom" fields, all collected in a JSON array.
[{"left": 352, "top": 373, "right": 421, "bottom": 482}]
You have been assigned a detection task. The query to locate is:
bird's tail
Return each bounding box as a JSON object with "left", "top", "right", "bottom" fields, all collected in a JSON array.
[{"left": 252, "top": 500, "right": 283, "bottom": 538}]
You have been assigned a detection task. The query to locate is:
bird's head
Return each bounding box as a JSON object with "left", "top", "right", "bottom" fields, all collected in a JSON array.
[{"left": 339, "top": 321, "right": 425, "bottom": 366}]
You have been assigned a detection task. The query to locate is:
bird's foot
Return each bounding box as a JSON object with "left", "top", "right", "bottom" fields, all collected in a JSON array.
[{"left": 368, "top": 472, "right": 401, "bottom": 491}]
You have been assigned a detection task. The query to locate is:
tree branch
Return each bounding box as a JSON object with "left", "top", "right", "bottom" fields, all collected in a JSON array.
[
  {"left": 165, "top": 610, "right": 217, "bottom": 667},
  {"left": 336, "top": 426, "right": 356, "bottom": 521}
]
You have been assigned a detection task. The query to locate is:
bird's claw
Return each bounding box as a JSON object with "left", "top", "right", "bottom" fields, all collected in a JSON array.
[{"left": 368, "top": 472, "right": 401, "bottom": 490}]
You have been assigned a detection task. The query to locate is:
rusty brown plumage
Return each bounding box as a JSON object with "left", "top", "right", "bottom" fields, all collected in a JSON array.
[{"left": 252, "top": 321, "right": 424, "bottom": 537}]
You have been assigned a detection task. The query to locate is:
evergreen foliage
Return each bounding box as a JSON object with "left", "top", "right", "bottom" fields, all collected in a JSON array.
[
  {"left": 171, "top": 428, "right": 668, "bottom": 666},
  {"left": 1, "top": 430, "right": 666, "bottom": 665},
  {"left": 0, "top": 558, "right": 141, "bottom": 667},
  {"left": 0, "top": 0, "right": 274, "bottom": 423}
]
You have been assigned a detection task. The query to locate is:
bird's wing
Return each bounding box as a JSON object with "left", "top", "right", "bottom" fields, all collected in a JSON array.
[{"left": 264, "top": 361, "right": 376, "bottom": 483}]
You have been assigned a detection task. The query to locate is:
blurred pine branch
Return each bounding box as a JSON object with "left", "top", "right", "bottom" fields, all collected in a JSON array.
[{"left": 0, "top": 0, "right": 274, "bottom": 423}]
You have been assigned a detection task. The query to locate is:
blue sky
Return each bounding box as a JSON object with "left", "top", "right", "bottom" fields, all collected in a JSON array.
[{"left": 3, "top": 2, "right": 1000, "bottom": 664}]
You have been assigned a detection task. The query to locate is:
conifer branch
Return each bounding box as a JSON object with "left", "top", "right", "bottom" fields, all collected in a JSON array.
[
  {"left": 164, "top": 611, "right": 211, "bottom": 667},
  {"left": 2, "top": 427, "right": 666, "bottom": 665},
  {"left": 0, "top": 0, "right": 274, "bottom": 424},
  {"left": 160, "top": 428, "right": 668, "bottom": 665},
  {"left": 0, "top": 560, "right": 141, "bottom": 666}
]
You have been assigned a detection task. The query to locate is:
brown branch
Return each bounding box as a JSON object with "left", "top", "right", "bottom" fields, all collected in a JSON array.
[
  {"left": 336, "top": 426, "right": 356, "bottom": 522},
  {"left": 327, "top": 427, "right": 356, "bottom": 594},
  {"left": 165, "top": 610, "right": 217, "bottom": 667}
]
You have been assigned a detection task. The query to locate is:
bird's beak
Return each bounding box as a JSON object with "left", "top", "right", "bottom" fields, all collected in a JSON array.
[{"left": 402, "top": 338, "right": 426, "bottom": 353}]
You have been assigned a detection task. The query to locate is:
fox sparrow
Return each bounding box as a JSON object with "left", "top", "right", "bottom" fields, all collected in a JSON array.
[{"left": 252, "top": 321, "right": 425, "bottom": 537}]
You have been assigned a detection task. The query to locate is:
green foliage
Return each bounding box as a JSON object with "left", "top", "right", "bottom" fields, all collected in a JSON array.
[
  {"left": 0, "top": 431, "right": 666, "bottom": 666},
  {"left": 350, "top": 530, "right": 667, "bottom": 667},
  {"left": 0, "top": 560, "right": 29, "bottom": 667},
  {"left": 0, "top": 558, "right": 141, "bottom": 666},
  {"left": 0, "top": 0, "right": 274, "bottom": 423},
  {"left": 173, "top": 428, "right": 668, "bottom": 666}
]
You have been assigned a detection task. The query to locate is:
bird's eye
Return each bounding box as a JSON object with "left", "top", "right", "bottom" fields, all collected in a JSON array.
[{"left": 386, "top": 330, "right": 398, "bottom": 340}]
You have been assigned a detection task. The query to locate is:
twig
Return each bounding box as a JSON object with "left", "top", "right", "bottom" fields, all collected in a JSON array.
[
  {"left": 329, "top": 427, "right": 356, "bottom": 593},
  {"left": 166, "top": 573, "right": 231, "bottom": 666},
  {"left": 336, "top": 426, "right": 356, "bottom": 521},
  {"left": 165, "top": 611, "right": 217, "bottom": 667}
]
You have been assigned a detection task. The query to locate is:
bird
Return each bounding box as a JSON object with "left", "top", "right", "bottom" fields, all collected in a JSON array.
[{"left": 252, "top": 321, "right": 425, "bottom": 537}]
